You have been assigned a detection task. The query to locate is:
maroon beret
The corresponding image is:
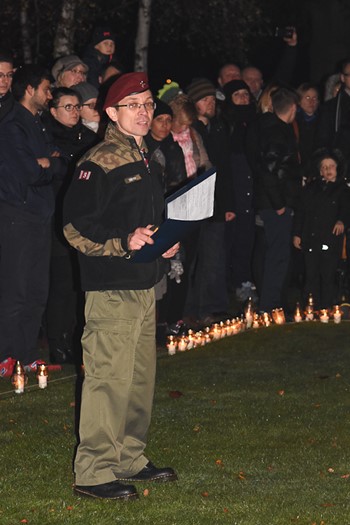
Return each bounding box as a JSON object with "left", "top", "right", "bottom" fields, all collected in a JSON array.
[{"left": 103, "top": 72, "right": 150, "bottom": 110}]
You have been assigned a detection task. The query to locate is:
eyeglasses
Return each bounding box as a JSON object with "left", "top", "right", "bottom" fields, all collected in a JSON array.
[
  {"left": 55, "top": 104, "right": 82, "bottom": 112},
  {"left": 0, "top": 72, "right": 14, "bottom": 80},
  {"left": 82, "top": 102, "right": 96, "bottom": 110},
  {"left": 69, "top": 69, "right": 87, "bottom": 76},
  {"left": 114, "top": 102, "right": 156, "bottom": 111},
  {"left": 303, "top": 96, "right": 319, "bottom": 101}
]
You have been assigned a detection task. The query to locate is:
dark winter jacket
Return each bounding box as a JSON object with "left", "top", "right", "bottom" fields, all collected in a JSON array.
[
  {"left": 246, "top": 111, "right": 301, "bottom": 211},
  {"left": 0, "top": 91, "right": 14, "bottom": 122},
  {"left": 0, "top": 102, "right": 66, "bottom": 223},
  {"left": 82, "top": 45, "right": 116, "bottom": 88},
  {"left": 316, "top": 88, "right": 350, "bottom": 178},
  {"left": 192, "top": 117, "right": 234, "bottom": 220},
  {"left": 293, "top": 176, "right": 350, "bottom": 253},
  {"left": 42, "top": 113, "right": 99, "bottom": 255},
  {"left": 63, "top": 122, "right": 165, "bottom": 291}
]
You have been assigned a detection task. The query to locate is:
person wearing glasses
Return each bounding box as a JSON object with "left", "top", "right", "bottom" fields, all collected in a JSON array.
[
  {"left": 0, "top": 49, "right": 14, "bottom": 121},
  {"left": 73, "top": 82, "right": 100, "bottom": 133},
  {"left": 63, "top": 72, "right": 179, "bottom": 500},
  {"left": 51, "top": 55, "right": 88, "bottom": 88},
  {"left": 42, "top": 87, "right": 98, "bottom": 365}
]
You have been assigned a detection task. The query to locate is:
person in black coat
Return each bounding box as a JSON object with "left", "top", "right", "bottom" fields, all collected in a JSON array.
[
  {"left": 316, "top": 58, "right": 350, "bottom": 180},
  {"left": 221, "top": 79, "right": 257, "bottom": 302},
  {"left": 293, "top": 148, "right": 350, "bottom": 308},
  {"left": 43, "top": 87, "right": 99, "bottom": 363},
  {"left": 246, "top": 87, "right": 301, "bottom": 312}
]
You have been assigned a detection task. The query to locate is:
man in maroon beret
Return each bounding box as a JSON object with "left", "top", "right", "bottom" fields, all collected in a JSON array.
[{"left": 63, "top": 72, "right": 179, "bottom": 500}]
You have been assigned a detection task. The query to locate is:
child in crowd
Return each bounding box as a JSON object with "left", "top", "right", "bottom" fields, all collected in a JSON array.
[
  {"left": 293, "top": 148, "right": 350, "bottom": 308},
  {"left": 82, "top": 26, "right": 116, "bottom": 88}
]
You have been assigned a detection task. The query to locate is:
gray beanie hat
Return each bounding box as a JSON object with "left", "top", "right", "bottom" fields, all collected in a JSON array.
[
  {"left": 73, "top": 82, "right": 98, "bottom": 103},
  {"left": 51, "top": 55, "right": 88, "bottom": 81}
]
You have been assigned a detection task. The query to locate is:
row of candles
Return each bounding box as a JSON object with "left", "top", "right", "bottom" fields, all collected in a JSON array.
[{"left": 166, "top": 294, "right": 344, "bottom": 355}]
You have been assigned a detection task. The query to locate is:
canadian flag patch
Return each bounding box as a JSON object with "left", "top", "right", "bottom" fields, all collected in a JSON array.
[{"left": 79, "top": 170, "right": 91, "bottom": 180}]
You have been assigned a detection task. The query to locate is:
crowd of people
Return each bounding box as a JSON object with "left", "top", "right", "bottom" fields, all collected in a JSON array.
[
  {"left": 1, "top": 25, "right": 350, "bottom": 372},
  {"left": 1, "top": 23, "right": 350, "bottom": 501}
]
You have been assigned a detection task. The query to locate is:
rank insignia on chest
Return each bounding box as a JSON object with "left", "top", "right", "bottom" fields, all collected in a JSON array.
[{"left": 79, "top": 170, "right": 92, "bottom": 180}]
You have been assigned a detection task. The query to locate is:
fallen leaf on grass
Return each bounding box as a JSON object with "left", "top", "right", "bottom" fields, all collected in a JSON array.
[
  {"left": 341, "top": 474, "right": 350, "bottom": 479},
  {"left": 336, "top": 373, "right": 341, "bottom": 379},
  {"left": 201, "top": 491, "right": 209, "bottom": 497},
  {"left": 237, "top": 471, "right": 246, "bottom": 480},
  {"left": 43, "top": 419, "right": 48, "bottom": 424},
  {"left": 320, "top": 503, "right": 335, "bottom": 507},
  {"left": 327, "top": 467, "right": 335, "bottom": 473},
  {"left": 277, "top": 390, "right": 285, "bottom": 396},
  {"left": 313, "top": 403, "right": 321, "bottom": 409},
  {"left": 66, "top": 506, "right": 73, "bottom": 511},
  {"left": 210, "top": 399, "right": 217, "bottom": 405},
  {"left": 169, "top": 390, "right": 183, "bottom": 398},
  {"left": 69, "top": 401, "right": 75, "bottom": 407},
  {"left": 223, "top": 508, "right": 229, "bottom": 513},
  {"left": 143, "top": 489, "right": 150, "bottom": 496},
  {"left": 193, "top": 424, "right": 201, "bottom": 432},
  {"left": 215, "top": 459, "right": 224, "bottom": 467},
  {"left": 20, "top": 520, "right": 28, "bottom": 524}
]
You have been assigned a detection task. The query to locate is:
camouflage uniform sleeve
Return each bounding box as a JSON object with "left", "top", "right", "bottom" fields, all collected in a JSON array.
[{"left": 63, "top": 222, "right": 127, "bottom": 257}]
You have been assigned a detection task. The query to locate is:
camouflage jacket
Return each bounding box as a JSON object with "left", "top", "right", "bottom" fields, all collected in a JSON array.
[{"left": 63, "top": 122, "right": 165, "bottom": 291}]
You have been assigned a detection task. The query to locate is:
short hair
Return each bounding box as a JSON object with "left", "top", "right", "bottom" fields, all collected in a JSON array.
[
  {"left": 0, "top": 49, "right": 13, "bottom": 65},
  {"left": 168, "top": 93, "right": 197, "bottom": 122},
  {"left": 50, "top": 86, "right": 82, "bottom": 108},
  {"left": 271, "top": 87, "right": 299, "bottom": 115},
  {"left": 11, "top": 64, "right": 51, "bottom": 102},
  {"left": 297, "top": 82, "right": 320, "bottom": 98}
]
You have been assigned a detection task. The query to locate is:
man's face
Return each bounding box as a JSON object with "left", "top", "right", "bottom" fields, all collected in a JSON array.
[
  {"left": 299, "top": 88, "right": 319, "bottom": 116},
  {"left": 151, "top": 114, "right": 172, "bottom": 141},
  {"left": 218, "top": 64, "right": 241, "bottom": 87},
  {"left": 195, "top": 95, "right": 216, "bottom": 119},
  {"left": 242, "top": 67, "right": 263, "bottom": 98},
  {"left": 0, "top": 61, "right": 14, "bottom": 96},
  {"left": 107, "top": 89, "right": 154, "bottom": 143},
  {"left": 32, "top": 78, "right": 53, "bottom": 111},
  {"left": 341, "top": 63, "right": 350, "bottom": 90}
]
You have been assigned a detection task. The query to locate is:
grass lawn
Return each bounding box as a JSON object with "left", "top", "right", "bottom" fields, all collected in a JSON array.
[{"left": 1, "top": 322, "right": 350, "bottom": 524}]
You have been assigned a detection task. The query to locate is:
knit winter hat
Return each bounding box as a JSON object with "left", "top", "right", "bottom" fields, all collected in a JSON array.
[
  {"left": 73, "top": 82, "right": 98, "bottom": 103},
  {"left": 186, "top": 78, "right": 216, "bottom": 102},
  {"left": 153, "top": 97, "right": 173, "bottom": 118},
  {"left": 223, "top": 79, "right": 250, "bottom": 99},
  {"left": 51, "top": 55, "right": 88, "bottom": 81},
  {"left": 157, "top": 80, "right": 183, "bottom": 104},
  {"left": 103, "top": 72, "right": 149, "bottom": 110},
  {"left": 92, "top": 27, "right": 116, "bottom": 46}
]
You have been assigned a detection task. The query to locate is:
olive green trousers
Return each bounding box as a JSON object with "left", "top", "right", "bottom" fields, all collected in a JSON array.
[{"left": 74, "top": 288, "right": 156, "bottom": 486}]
